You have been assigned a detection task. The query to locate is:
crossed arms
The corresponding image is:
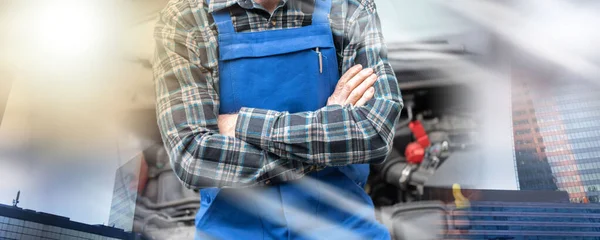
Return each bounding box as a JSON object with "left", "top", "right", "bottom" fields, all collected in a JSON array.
[{"left": 153, "top": 0, "right": 403, "bottom": 189}]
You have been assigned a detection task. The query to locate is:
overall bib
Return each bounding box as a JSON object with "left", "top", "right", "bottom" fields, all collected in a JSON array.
[{"left": 197, "top": 0, "right": 390, "bottom": 239}]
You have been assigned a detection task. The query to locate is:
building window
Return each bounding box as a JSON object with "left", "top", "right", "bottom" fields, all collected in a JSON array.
[
  {"left": 514, "top": 119, "right": 529, "bottom": 126},
  {"left": 517, "top": 149, "right": 536, "bottom": 156},
  {"left": 516, "top": 139, "right": 533, "bottom": 145},
  {"left": 513, "top": 110, "right": 527, "bottom": 116},
  {"left": 516, "top": 129, "right": 531, "bottom": 135}
]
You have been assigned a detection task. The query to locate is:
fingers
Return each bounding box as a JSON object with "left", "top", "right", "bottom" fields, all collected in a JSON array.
[
  {"left": 337, "top": 67, "right": 374, "bottom": 101},
  {"left": 329, "top": 65, "right": 363, "bottom": 104},
  {"left": 344, "top": 73, "right": 377, "bottom": 105},
  {"left": 327, "top": 65, "right": 378, "bottom": 106},
  {"left": 337, "top": 64, "right": 363, "bottom": 86},
  {"left": 355, "top": 87, "right": 375, "bottom": 107},
  {"left": 328, "top": 64, "right": 359, "bottom": 105}
]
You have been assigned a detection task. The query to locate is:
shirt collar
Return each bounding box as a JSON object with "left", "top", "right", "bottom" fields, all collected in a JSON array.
[
  {"left": 208, "top": 0, "right": 289, "bottom": 13},
  {"left": 208, "top": 0, "right": 239, "bottom": 13}
]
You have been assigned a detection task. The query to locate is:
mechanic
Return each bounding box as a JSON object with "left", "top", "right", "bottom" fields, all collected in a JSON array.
[{"left": 153, "top": 0, "right": 402, "bottom": 239}]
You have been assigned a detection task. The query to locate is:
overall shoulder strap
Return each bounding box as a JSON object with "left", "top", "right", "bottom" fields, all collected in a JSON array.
[
  {"left": 312, "top": 0, "right": 333, "bottom": 24},
  {"left": 208, "top": 0, "right": 236, "bottom": 34}
]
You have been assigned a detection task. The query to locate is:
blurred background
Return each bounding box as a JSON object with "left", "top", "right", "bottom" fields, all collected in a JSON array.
[
  {"left": 0, "top": 0, "right": 164, "bottom": 226},
  {"left": 1, "top": 0, "right": 600, "bottom": 239}
]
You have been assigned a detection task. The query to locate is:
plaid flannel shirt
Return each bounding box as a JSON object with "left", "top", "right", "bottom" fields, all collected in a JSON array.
[{"left": 153, "top": 0, "right": 403, "bottom": 189}]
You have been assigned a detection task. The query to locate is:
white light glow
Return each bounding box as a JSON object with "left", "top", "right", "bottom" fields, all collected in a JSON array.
[{"left": 31, "top": 1, "right": 105, "bottom": 58}]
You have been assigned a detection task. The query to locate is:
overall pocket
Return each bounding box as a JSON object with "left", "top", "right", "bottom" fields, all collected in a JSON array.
[{"left": 221, "top": 48, "right": 330, "bottom": 113}]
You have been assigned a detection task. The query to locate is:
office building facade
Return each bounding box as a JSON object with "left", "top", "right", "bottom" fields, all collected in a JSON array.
[
  {"left": 511, "top": 68, "right": 600, "bottom": 203},
  {"left": 425, "top": 187, "right": 600, "bottom": 239},
  {"left": 455, "top": 201, "right": 600, "bottom": 239},
  {"left": 0, "top": 203, "right": 136, "bottom": 240}
]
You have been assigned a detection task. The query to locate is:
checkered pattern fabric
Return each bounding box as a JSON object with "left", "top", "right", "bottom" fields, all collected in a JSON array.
[{"left": 153, "top": 0, "right": 403, "bottom": 189}]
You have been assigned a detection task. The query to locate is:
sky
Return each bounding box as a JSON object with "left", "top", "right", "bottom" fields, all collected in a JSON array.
[
  {"left": 0, "top": 1, "right": 151, "bottom": 225},
  {"left": 0, "top": 73, "right": 147, "bottom": 225}
]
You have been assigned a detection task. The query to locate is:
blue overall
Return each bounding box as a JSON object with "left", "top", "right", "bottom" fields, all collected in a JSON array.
[{"left": 196, "top": 0, "right": 390, "bottom": 239}]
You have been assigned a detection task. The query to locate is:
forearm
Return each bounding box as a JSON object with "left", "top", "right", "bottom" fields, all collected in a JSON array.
[
  {"left": 235, "top": 65, "right": 401, "bottom": 166},
  {"left": 154, "top": 73, "right": 311, "bottom": 189},
  {"left": 162, "top": 122, "right": 303, "bottom": 189},
  {"left": 154, "top": 62, "right": 309, "bottom": 189}
]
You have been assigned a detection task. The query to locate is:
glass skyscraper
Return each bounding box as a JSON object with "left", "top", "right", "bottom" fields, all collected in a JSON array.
[
  {"left": 511, "top": 69, "right": 600, "bottom": 203},
  {"left": 107, "top": 155, "right": 146, "bottom": 232}
]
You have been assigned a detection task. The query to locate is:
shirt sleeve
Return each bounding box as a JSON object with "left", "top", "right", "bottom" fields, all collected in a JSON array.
[
  {"left": 234, "top": 0, "right": 403, "bottom": 166},
  {"left": 153, "top": 2, "right": 305, "bottom": 189}
]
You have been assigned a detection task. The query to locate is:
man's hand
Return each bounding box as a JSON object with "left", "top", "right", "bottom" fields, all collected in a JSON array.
[
  {"left": 218, "top": 114, "right": 238, "bottom": 137},
  {"left": 327, "top": 64, "right": 377, "bottom": 107}
]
